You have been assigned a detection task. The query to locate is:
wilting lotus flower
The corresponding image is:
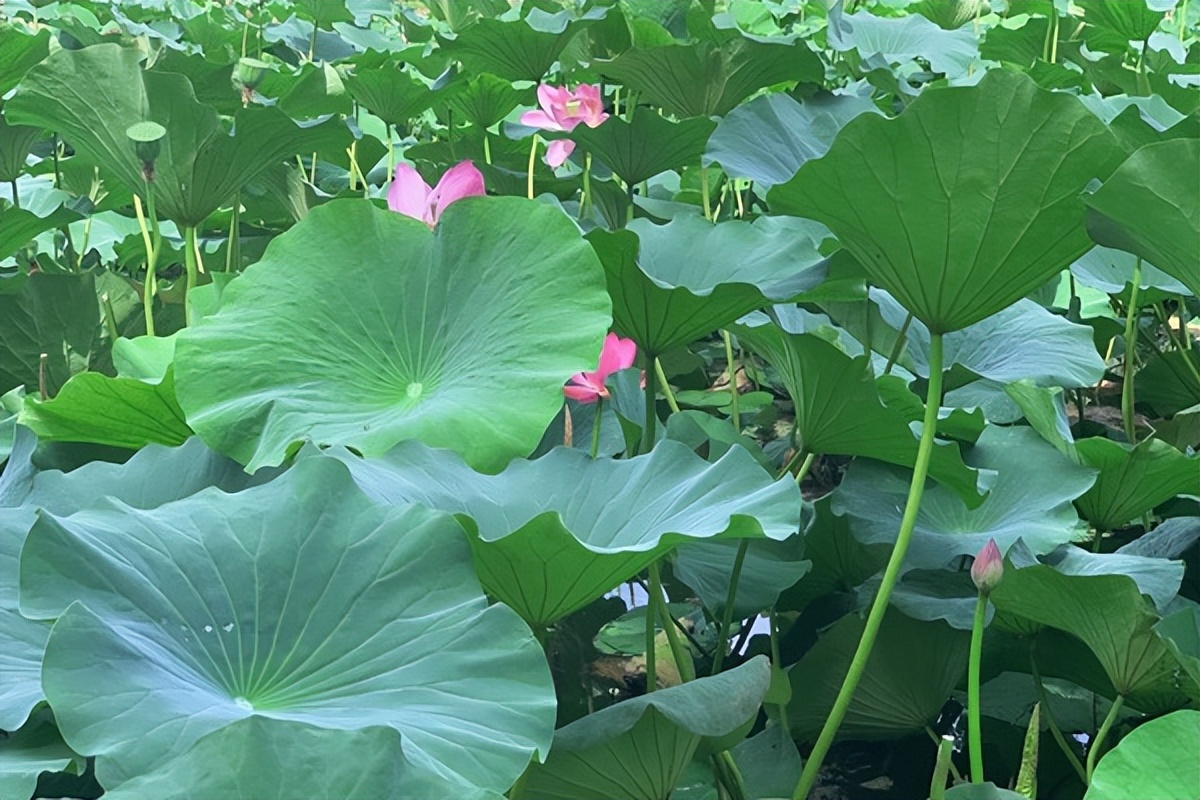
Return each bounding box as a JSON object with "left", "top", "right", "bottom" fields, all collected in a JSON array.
[
  {"left": 520, "top": 84, "right": 609, "bottom": 168},
  {"left": 970, "top": 538, "right": 1004, "bottom": 594},
  {"left": 564, "top": 333, "right": 637, "bottom": 403},
  {"left": 388, "top": 161, "right": 485, "bottom": 226}
]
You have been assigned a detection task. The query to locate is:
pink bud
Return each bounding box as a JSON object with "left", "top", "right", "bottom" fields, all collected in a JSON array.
[{"left": 970, "top": 538, "right": 1004, "bottom": 594}]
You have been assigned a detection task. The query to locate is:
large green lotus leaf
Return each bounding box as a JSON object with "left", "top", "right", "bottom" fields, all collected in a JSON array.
[
  {"left": 990, "top": 562, "right": 1197, "bottom": 708},
  {"left": 321, "top": 439, "right": 802, "bottom": 625},
  {"left": 1118, "top": 516, "right": 1200, "bottom": 561},
  {"left": 787, "top": 609, "right": 970, "bottom": 742},
  {"left": 834, "top": 426, "right": 1095, "bottom": 574},
  {"left": 597, "top": 38, "right": 822, "bottom": 118},
  {"left": 0, "top": 111, "right": 41, "bottom": 183},
  {"left": 1155, "top": 603, "right": 1200, "bottom": 690},
  {"left": 175, "top": 198, "right": 611, "bottom": 472},
  {"left": 588, "top": 214, "right": 828, "bottom": 356},
  {"left": 769, "top": 70, "right": 1123, "bottom": 333},
  {"left": 1074, "top": 438, "right": 1200, "bottom": 531},
  {"left": 1085, "top": 709, "right": 1200, "bottom": 800},
  {"left": 704, "top": 91, "right": 883, "bottom": 188},
  {"left": 732, "top": 319, "right": 982, "bottom": 504},
  {"left": 20, "top": 458, "right": 554, "bottom": 793},
  {"left": 1071, "top": 245, "right": 1190, "bottom": 296},
  {"left": 826, "top": 6, "right": 981, "bottom": 77},
  {"left": 6, "top": 44, "right": 345, "bottom": 227},
  {"left": 343, "top": 65, "right": 434, "bottom": 127},
  {"left": 444, "top": 72, "right": 531, "bottom": 130},
  {"left": 1077, "top": 0, "right": 1166, "bottom": 50},
  {"left": 777, "top": 496, "right": 890, "bottom": 613},
  {"left": 1084, "top": 139, "right": 1200, "bottom": 296},
  {"left": 18, "top": 368, "right": 192, "bottom": 450},
  {"left": 1, "top": 436, "right": 269, "bottom": 731},
  {"left": 0, "top": 27, "right": 50, "bottom": 97},
  {"left": 1138, "top": 349, "right": 1200, "bottom": 418},
  {"left": 437, "top": 12, "right": 596, "bottom": 81},
  {"left": 1040, "top": 543, "right": 1185, "bottom": 614},
  {"left": 103, "top": 717, "right": 501, "bottom": 800},
  {"left": 860, "top": 291, "right": 1106, "bottom": 389},
  {"left": 571, "top": 109, "right": 717, "bottom": 187},
  {"left": 523, "top": 657, "right": 771, "bottom": 800},
  {"left": 0, "top": 709, "right": 85, "bottom": 800},
  {"left": 0, "top": 271, "right": 99, "bottom": 396}
]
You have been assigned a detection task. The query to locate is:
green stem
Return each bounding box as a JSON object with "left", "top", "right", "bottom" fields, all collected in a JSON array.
[
  {"left": 645, "top": 569, "right": 658, "bottom": 693},
  {"left": 711, "top": 539, "right": 750, "bottom": 674},
  {"left": 652, "top": 561, "right": 694, "bottom": 683},
  {"left": 715, "top": 750, "right": 748, "bottom": 800},
  {"left": 226, "top": 194, "right": 241, "bottom": 272},
  {"left": 776, "top": 447, "right": 808, "bottom": 480},
  {"left": 387, "top": 125, "right": 396, "bottom": 177},
  {"left": 1122, "top": 260, "right": 1143, "bottom": 443},
  {"left": 722, "top": 330, "right": 741, "bottom": 431},
  {"left": 307, "top": 18, "right": 317, "bottom": 61},
  {"left": 792, "top": 333, "right": 945, "bottom": 800},
  {"left": 526, "top": 134, "right": 539, "bottom": 200},
  {"left": 930, "top": 734, "right": 955, "bottom": 800},
  {"left": 1030, "top": 646, "right": 1088, "bottom": 785},
  {"left": 654, "top": 358, "right": 681, "bottom": 414},
  {"left": 792, "top": 451, "right": 816, "bottom": 487},
  {"left": 101, "top": 293, "right": 119, "bottom": 341},
  {"left": 641, "top": 355, "right": 658, "bottom": 454},
  {"left": 483, "top": 133, "right": 492, "bottom": 165},
  {"left": 968, "top": 591, "right": 989, "bottom": 783},
  {"left": 579, "top": 151, "right": 592, "bottom": 220},
  {"left": 9, "top": 179, "right": 18, "bottom": 209},
  {"left": 590, "top": 398, "right": 603, "bottom": 459},
  {"left": 770, "top": 610, "right": 791, "bottom": 738},
  {"left": 883, "top": 313, "right": 913, "bottom": 376},
  {"left": 700, "top": 164, "right": 712, "bottom": 220},
  {"left": 1085, "top": 695, "right": 1125, "bottom": 783},
  {"left": 133, "top": 190, "right": 159, "bottom": 337},
  {"left": 926, "top": 726, "right": 964, "bottom": 784},
  {"left": 183, "top": 225, "right": 199, "bottom": 326}
]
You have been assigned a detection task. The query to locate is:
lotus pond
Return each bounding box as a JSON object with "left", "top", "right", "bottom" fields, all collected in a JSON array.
[{"left": 0, "top": 0, "right": 1198, "bottom": 798}]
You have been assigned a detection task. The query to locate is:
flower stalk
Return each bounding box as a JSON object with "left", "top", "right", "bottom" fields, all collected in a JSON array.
[{"left": 793, "top": 332, "right": 945, "bottom": 799}]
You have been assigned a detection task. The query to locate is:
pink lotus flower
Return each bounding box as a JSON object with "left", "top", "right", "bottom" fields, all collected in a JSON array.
[
  {"left": 388, "top": 161, "right": 484, "bottom": 226},
  {"left": 520, "top": 84, "right": 609, "bottom": 168},
  {"left": 564, "top": 333, "right": 637, "bottom": 403},
  {"left": 970, "top": 539, "right": 1004, "bottom": 594}
]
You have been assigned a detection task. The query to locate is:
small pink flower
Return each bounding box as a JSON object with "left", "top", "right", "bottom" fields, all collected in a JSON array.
[
  {"left": 388, "top": 161, "right": 485, "bottom": 226},
  {"left": 564, "top": 333, "right": 637, "bottom": 403},
  {"left": 970, "top": 539, "right": 1004, "bottom": 594},
  {"left": 520, "top": 84, "right": 609, "bottom": 168}
]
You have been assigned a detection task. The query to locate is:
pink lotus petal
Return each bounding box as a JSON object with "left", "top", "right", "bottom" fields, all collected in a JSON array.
[
  {"left": 596, "top": 333, "right": 637, "bottom": 375},
  {"left": 545, "top": 139, "right": 576, "bottom": 169},
  {"left": 537, "top": 83, "right": 569, "bottom": 113},
  {"left": 428, "top": 161, "right": 486, "bottom": 225},
  {"left": 519, "top": 109, "right": 562, "bottom": 131},
  {"left": 388, "top": 163, "right": 433, "bottom": 223},
  {"left": 563, "top": 372, "right": 607, "bottom": 403}
]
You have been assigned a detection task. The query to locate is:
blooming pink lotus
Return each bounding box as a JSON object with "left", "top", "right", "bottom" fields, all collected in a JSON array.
[
  {"left": 564, "top": 333, "right": 637, "bottom": 403},
  {"left": 970, "top": 538, "right": 1004, "bottom": 594},
  {"left": 388, "top": 161, "right": 485, "bottom": 226},
  {"left": 520, "top": 84, "right": 609, "bottom": 168}
]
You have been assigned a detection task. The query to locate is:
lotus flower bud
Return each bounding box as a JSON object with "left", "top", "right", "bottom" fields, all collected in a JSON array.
[{"left": 970, "top": 538, "right": 1003, "bottom": 594}]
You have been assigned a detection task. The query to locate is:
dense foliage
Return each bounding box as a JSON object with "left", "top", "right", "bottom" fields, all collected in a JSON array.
[{"left": 0, "top": 0, "right": 1198, "bottom": 798}]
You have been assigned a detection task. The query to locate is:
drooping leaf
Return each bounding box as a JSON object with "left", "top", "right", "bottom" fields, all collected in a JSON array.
[
  {"left": 320, "top": 439, "right": 802, "bottom": 625},
  {"left": 0, "top": 27, "right": 50, "bottom": 97},
  {"left": 0, "top": 204, "right": 82, "bottom": 262},
  {"left": 1073, "top": 438, "right": 1200, "bottom": 531},
  {"left": 1085, "top": 709, "right": 1200, "bottom": 800},
  {"left": 991, "top": 560, "right": 1197, "bottom": 710},
  {"left": 437, "top": 12, "right": 597, "bottom": 81},
  {"left": 0, "top": 271, "right": 99, "bottom": 396},
  {"left": 0, "top": 111, "right": 41, "bottom": 183},
  {"left": 444, "top": 72, "right": 530, "bottom": 130},
  {"left": 523, "top": 658, "right": 771, "bottom": 799},
  {"left": 834, "top": 426, "right": 1095, "bottom": 574},
  {"left": 0, "top": 505, "right": 43, "bottom": 731},
  {"left": 571, "top": 108, "right": 717, "bottom": 187},
  {"left": 343, "top": 64, "right": 435, "bottom": 127},
  {"left": 175, "top": 198, "right": 611, "bottom": 472},
  {"left": 1077, "top": 0, "right": 1166, "bottom": 52},
  {"left": 672, "top": 536, "right": 810, "bottom": 619},
  {"left": 18, "top": 368, "right": 192, "bottom": 450},
  {"left": 733, "top": 318, "right": 982, "bottom": 504},
  {"left": 769, "top": 70, "right": 1123, "bottom": 332},
  {"left": 7, "top": 44, "right": 346, "bottom": 226},
  {"left": 20, "top": 458, "right": 555, "bottom": 794},
  {"left": 589, "top": 214, "right": 827, "bottom": 357},
  {"left": 787, "top": 609, "right": 970, "bottom": 741},
  {"left": 597, "top": 38, "right": 823, "bottom": 118},
  {"left": 1084, "top": 139, "right": 1200, "bottom": 296},
  {"left": 704, "top": 91, "right": 883, "bottom": 188}
]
